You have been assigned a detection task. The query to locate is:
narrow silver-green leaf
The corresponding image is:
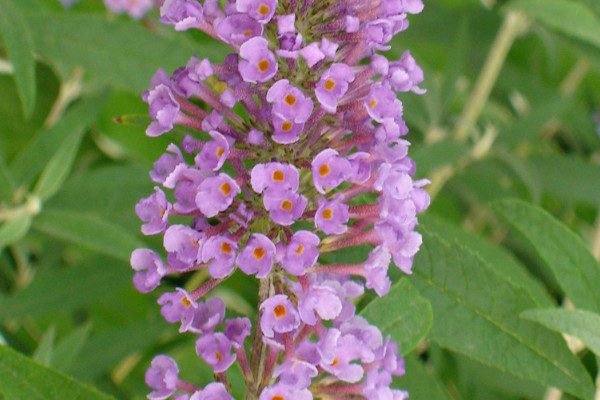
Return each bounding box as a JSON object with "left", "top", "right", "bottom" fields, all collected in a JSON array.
[
  {"left": 10, "top": 91, "right": 109, "bottom": 188},
  {"left": 360, "top": 279, "right": 433, "bottom": 355},
  {"left": 0, "top": 213, "right": 33, "bottom": 251},
  {"left": 33, "top": 126, "right": 85, "bottom": 201},
  {"left": 522, "top": 308, "right": 600, "bottom": 357},
  {"left": 411, "top": 230, "right": 594, "bottom": 400},
  {"left": 32, "top": 209, "right": 144, "bottom": 262},
  {"left": 507, "top": 0, "right": 600, "bottom": 49},
  {"left": 0, "top": 344, "right": 116, "bottom": 400},
  {"left": 492, "top": 199, "right": 600, "bottom": 313},
  {"left": 0, "top": 0, "right": 36, "bottom": 117}
]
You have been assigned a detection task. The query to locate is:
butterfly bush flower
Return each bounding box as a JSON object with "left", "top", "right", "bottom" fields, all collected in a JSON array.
[{"left": 132, "top": 0, "right": 428, "bottom": 398}]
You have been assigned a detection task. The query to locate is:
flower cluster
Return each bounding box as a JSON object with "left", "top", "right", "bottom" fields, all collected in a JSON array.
[{"left": 132, "top": 0, "right": 428, "bottom": 399}]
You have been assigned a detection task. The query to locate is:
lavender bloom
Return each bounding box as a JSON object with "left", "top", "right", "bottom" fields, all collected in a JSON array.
[
  {"left": 267, "top": 79, "right": 314, "bottom": 123},
  {"left": 145, "top": 355, "right": 179, "bottom": 400},
  {"left": 216, "top": 14, "right": 263, "bottom": 45},
  {"left": 150, "top": 144, "right": 184, "bottom": 184},
  {"left": 136, "top": 187, "right": 171, "bottom": 235},
  {"left": 388, "top": 51, "right": 426, "bottom": 94},
  {"left": 364, "top": 82, "right": 403, "bottom": 123},
  {"left": 262, "top": 188, "right": 307, "bottom": 226},
  {"left": 225, "top": 317, "right": 252, "bottom": 347},
  {"left": 131, "top": 249, "right": 166, "bottom": 293},
  {"left": 281, "top": 230, "right": 320, "bottom": 275},
  {"left": 143, "top": 69, "right": 181, "bottom": 137},
  {"left": 190, "top": 383, "right": 234, "bottom": 400},
  {"left": 239, "top": 37, "right": 278, "bottom": 83},
  {"left": 312, "top": 149, "right": 352, "bottom": 194},
  {"left": 158, "top": 288, "right": 197, "bottom": 332},
  {"left": 195, "top": 174, "right": 241, "bottom": 217},
  {"left": 315, "top": 197, "right": 349, "bottom": 235},
  {"left": 315, "top": 63, "right": 355, "bottom": 113},
  {"left": 236, "top": 233, "right": 276, "bottom": 277},
  {"left": 201, "top": 235, "right": 237, "bottom": 278},
  {"left": 236, "top": 0, "right": 277, "bottom": 23},
  {"left": 259, "top": 383, "right": 312, "bottom": 400},
  {"left": 195, "top": 130, "right": 230, "bottom": 171},
  {"left": 259, "top": 294, "right": 300, "bottom": 337},
  {"left": 160, "top": 0, "right": 205, "bottom": 30},
  {"left": 196, "top": 333, "right": 236, "bottom": 373},
  {"left": 251, "top": 162, "right": 300, "bottom": 193}
]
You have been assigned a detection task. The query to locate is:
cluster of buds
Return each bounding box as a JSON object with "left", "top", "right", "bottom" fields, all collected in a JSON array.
[{"left": 132, "top": 0, "right": 428, "bottom": 399}]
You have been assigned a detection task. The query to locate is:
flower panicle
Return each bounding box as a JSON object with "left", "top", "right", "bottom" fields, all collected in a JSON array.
[{"left": 133, "top": 0, "right": 428, "bottom": 399}]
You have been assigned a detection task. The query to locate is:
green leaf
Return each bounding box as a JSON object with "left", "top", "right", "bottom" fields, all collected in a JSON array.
[
  {"left": 411, "top": 230, "right": 594, "bottom": 400},
  {"left": 10, "top": 91, "right": 109, "bottom": 188},
  {"left": 528, "top": 155, "right": 600, "bottom": 206},
  {"left": 0, "top": 213, "right": 33, "bottom": 251},
  {"left": 32, "top": 326, "right": 56, "bottom": 367},
  {"left": 32, "top": 210, "right": 144, "bottom": 262},
  {"left": 33, "top": 125, "right": 85, "bottom": 201},
  {"left": 522, "top": 308, "right": 600, "bottom": 357},
  {"left": 0, "top": 0, "right": 36, "bottom": 117},
  {"left": 52, "top": 323, "right": 91, "bottom": 373},
  {"left": 19, "top": 10, "right": 226, "bottom": 93},
  {"left": 507, "top": 0, "right": 600, "bottom": 49},
  {"left": 360, "top": 279, "right": 433, "bottom": 355},
  {"left": 0, "top": 344, "right": 116, "bottom": 400},
  {"left": 492, "top": 199, "right": 600, "bottom": 313},
  {"left": 394, "top": 355, "right": 453, "bottom": 400},
  {"left": 0, "top": 149, "right": 16, "bottom": 202},
  {"left": 0, "top": 257, "right": 130, "bottom": 320},
  {"left": 420, "top": 214, "right": 554, "bottom": 307}
]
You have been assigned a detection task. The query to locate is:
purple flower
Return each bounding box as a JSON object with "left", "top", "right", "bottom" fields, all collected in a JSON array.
[
  {"left": 277, "top": 14, "right": 295, "bottom": 34},
  {"left": 318, "top": 329, "right": 368, "bottom": 383},
  {"left": 158, "top": 288, "right": 197, "bottom": 332},
  {"left": 259, "top": 294, "right": 300, "bottom": 337},
  {"left": 104, "top": 0, "right": 153, "bottom": 19},
  {"left": 281, "top": 230, "right": 320, "bottom": 275},
  {"left": 236, "top": 233, "right": 276, "bottom": 277},
  {"left": 195, "top": 130, "right": 230, "bottom": 171},
  {"left": 189, "top": 297, "right": 226, "bottom": 333},
  {"left": 163, "top": 224, "right": 204, "bottom": 267},
  {"left": 364, "top": 82, "right": 403, "bottom": 122},
  {"left": 201, "top": 235, "right": 237, "bottom": 278},
  {"left": 150, "top": 144, "right": 184, "bottom": 184},
  {"left": 143, "top": 70, "right": 181, "bottom": 137},
  {"left": 315, "top": 63, "right": 355, "bottom": 113},
  {"left": 160, "top": 0, "right": 204, "bottom": 30},
  {"left": 136, "top": 187, "right": 171, "bottom": 235},
  {"left": 388, "top": 51, "right": 425, "bottom": 94},
  {"left": 225, "top": 317, "right": 252, "bottom": 347},
  {"left": 195, "top": 173, "right": 241, "bottom": 217},
  {"left": 271, "top": 114, "right": 305, "bottom": 144},
  {"left": 298, "top": 285, "right": 343, "bottom": 324},
  {"left": 215, "top": 14, "right": 263, "bottom": 45},
  {"left": 315, "top": 197, "right": 349, "bottom": 235},
  {"left": 250, "top": 162, "right": 299, "bottom": 193},
  {"left": 131, "top": 249, "right": 166, "bottom": 293},
  {"left": 365, "top": 19, "right": 394, "bottom": 51},
  {"left": 263, "top": 188, "right": 307, "bottom": 226},
  {"left": 190, "top": 383, "right": 234, "bottom": 400},
  {"left": 236, "top": 0, "right": 277, "bottom": 23},
  {"left": 145, "top": 355, "right": 179, "bottom": 400},
  {"left": 259, "top": 383, "right": 312, "bottom": 400},
  {"left": 196, "top": 333, "right": 236, "bottom": 373},
  {"left": 311, "top": 149, "right": 352, "bottom": 194},
  {"left": 364, "top": 246, "right": 392, "bottom": 296},
  {"left": 273, "top": 358, "right": 318, "bottom": 389},
  {"left": 238, "top": 37, "right": 278, "bottom": 83},
  {"left": 299, "top": 43, "right": 325, "bottom": 67},
  {"left": 267, "top": 79, "right": 314, "bottom": 123}
]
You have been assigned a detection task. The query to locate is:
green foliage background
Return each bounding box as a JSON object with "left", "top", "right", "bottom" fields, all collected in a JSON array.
[{"left": 0, "top": 0, "right": 600, "bottom": 399}]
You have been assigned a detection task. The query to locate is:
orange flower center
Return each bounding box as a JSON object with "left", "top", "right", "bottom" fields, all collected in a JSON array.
[
  {"left": 257, "top": 59, "right": 270, "bottom": 72},
  {"left": 322, "top": 208, "right": 333, "bottom": 219},
  {"left": 331, "top": 358, "right": 339, "bottom": 367},
  {"left": 284, "top": 94, "right": 296, "bottom": 106},
  {"left": 181, "top": 296, "right": 192, "bottom": 308},
  {"left": 281, "top": 200, "right": 293, "bottom": 211},
  {"left": 215, "top": 352, "right": 223, "bottom": 361},
  {"left": 369, "top": 98, "right": 377, "bottom": 109},
  {"left": 272, "top": 170, "right": 285, "bottom": 181},
  {"left": 258, "top": 3, "right": 270, "bottom": 15},
  {"left": 220, "top": 182, "right": 231, "bottom": 196},
  {"left": 324, "top": 78, "right": 336, "bottom": 91},
  {"left": 273, "top": 305, "right": 286, "bottom": 317},
  {"left": 216, "top": 147, "right": 224, "bottom": 158},
  {"left": 221, "top": 242, "right": 232, "bottom": 254},
  {"left": 295, "top": 244, "right": 304, "bottom": 255},
  {"left": 253, "top": 247, "right": 266, "bottom": 260},
  {"left": 272, "top": 396, "right": 285, "bottom": 400},
  {"left": 319, "top": 163, "right": 330, "bottom": 177},
  {"left": 243, "top": 29, "right": 253, "bottom": 37}
]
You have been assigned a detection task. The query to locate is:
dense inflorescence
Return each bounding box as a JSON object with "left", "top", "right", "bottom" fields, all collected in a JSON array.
[{"left": 132, "top": 0, "right": 428, "bottom": 399}]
